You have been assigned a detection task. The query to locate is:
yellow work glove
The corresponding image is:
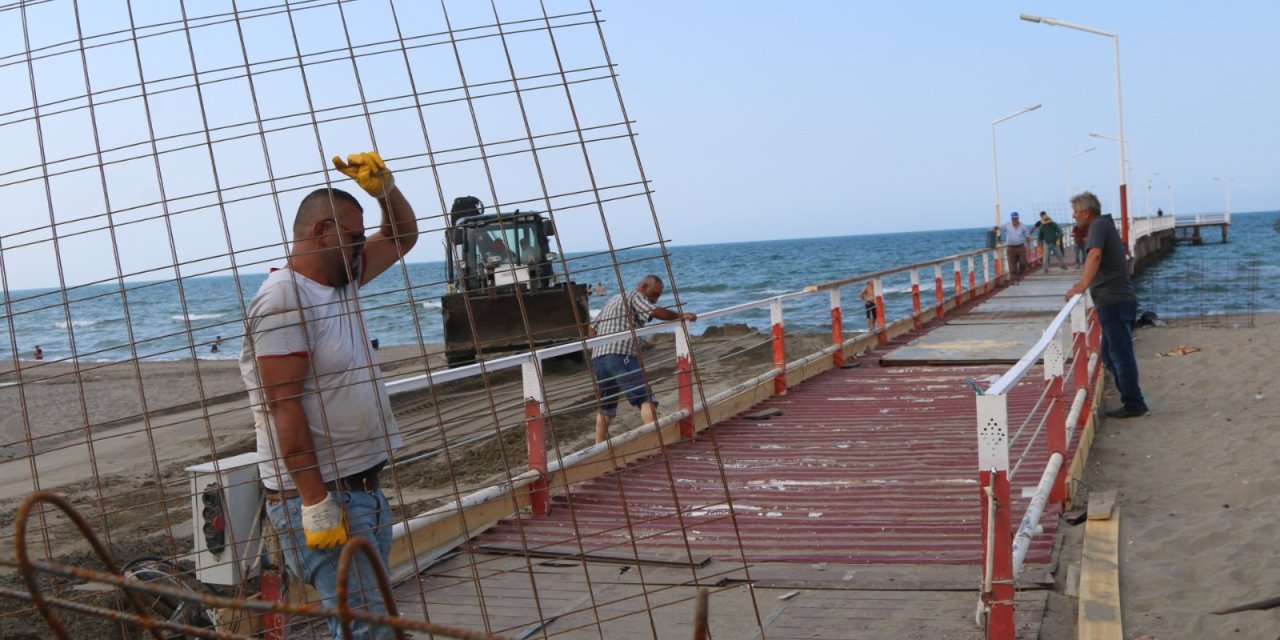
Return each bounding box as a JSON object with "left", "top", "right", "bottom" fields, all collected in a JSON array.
[
  {"left": 300, "top": 494, "right": 348, "bottom": 549},
  {"left": 332, "top": 151, "right": 395, "bottom": 198}
]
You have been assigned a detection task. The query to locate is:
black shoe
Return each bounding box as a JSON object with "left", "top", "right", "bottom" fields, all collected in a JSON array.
[{"left": 1106, "top": 406, "right": 1148, "bottom": 419}]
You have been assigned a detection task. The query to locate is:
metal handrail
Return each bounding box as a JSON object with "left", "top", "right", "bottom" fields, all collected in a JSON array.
[
  {"left": 387, "top": 246, "right": 1000, "bottom": 397},
  {"left": 986, "top": 294, "right": 1080, "bottom": 396}
]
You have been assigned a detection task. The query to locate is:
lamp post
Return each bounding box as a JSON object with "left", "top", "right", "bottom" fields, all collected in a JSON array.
[
  {"left": 991, "top": 103, "right": 1043, "bottom": 227},
  {"left": 1128, "top": 160, "right": 1149, "bottom": 217},
  {"left": 1066, "top": 147, "right": 1095, "bottom": 194},
  {"left": 1088, "top": 132, "right": 1135, "bottom": 189},
  {"left": 1021, "top": 13, "right": 1130, "bottom": 246},
  {"left": 1155, "top": 172, "right": 1176, "bottom": 216},
  {"left": 1213, "top": 176, "right": 1233, "bottom": 216}
]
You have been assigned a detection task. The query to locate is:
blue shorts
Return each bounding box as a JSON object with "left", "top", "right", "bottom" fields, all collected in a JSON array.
[{"left": 592, "top": 353, "right": 655, "bottom": 417}]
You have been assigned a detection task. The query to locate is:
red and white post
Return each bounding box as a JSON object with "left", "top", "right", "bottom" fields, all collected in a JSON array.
[
  {"left": 934, "top": 263, "right": 945, "bottom": 317},
  {"left": 910, "top": 268, "right": 923, "bottom": 329},
  {"left": 676, "top": 323, "right": 696, "bottom": 440},
  {"left": 953, "top": 259, "right": 963, "bottom": 305},
  {"left": 523, "top": 357, "right": 549, "bottom": 516},
  {"left": 261, "top": 569, "right": 286, "bottom": 640},
  {"left": 771, "top": 298, "right": 787, "bottom": 395},
  {"left": 873, "top": 277, "right": 887, "bottom": 346},
  {"left": 976, "top": 393, "right": 1014, "bottom": 639},
  {"left": 968, "top": 256, "right": 977, "bottom": 299},
  {"left": 830, "top": 288, "right": 844, "bottom": 367}
]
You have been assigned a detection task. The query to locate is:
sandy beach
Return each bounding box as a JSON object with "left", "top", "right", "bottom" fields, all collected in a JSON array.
[
  {"left": 1068, "top": 312, "right": 1280, "bottom": 639},
  {"left": 0, "top": 324, "right": 831, "bottom": 535}
]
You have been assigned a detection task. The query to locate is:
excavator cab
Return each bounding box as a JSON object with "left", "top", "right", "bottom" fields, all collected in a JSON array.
[{"left": 441, "top": 198, "right": 589, "bottom": 367}]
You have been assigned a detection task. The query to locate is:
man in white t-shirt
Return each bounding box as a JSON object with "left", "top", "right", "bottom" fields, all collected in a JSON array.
[{"left": 239, "top": 151, "right": 416, "bottom": 640}]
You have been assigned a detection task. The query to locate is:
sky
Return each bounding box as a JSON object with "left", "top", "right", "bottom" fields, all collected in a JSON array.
[
  {"left": 1, "top": 0, "right": 1277, "bottom": 292},
  {"left": 596, "top": 1, "right": 1280, "bottom": 237}
]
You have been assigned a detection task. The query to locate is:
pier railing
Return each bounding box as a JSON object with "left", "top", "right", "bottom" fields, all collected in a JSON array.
[
  {"left": 1128, "top": 214, "right": 1177, "bottom": 252},
  {"left": 972, "top": 291, "right": 1102, "bottom": 639},
  {"left": 379, "top": 244, "right": 1010, "bottom": 574}
]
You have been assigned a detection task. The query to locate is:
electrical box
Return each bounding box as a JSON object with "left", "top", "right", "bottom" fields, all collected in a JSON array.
[{"left": 186, "top": 452, "right": 262, "bottom": 586}]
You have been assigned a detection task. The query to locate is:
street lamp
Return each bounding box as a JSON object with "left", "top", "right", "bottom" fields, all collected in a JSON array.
[
  {"left": 1021, "top": 13, "right": 1130, "bottom": 246},
  {"left": 1154, "top": 172, "right": 1176, "bottom": 215},
  {"left": 991, "top": 103, "right": 1042, "bottom": 227},
  {"left": 1213, "top": 177, "right": 1234, "bottom": 216},
  {"left": 1089, "top": 132, "right": 1134, "bottom": 194},
  {"left": 1066, "top": 147, "right": 1095, "bottom": 194},
  {"left": 1129, "top": 160, "right": 1149, "bottom": 216}
]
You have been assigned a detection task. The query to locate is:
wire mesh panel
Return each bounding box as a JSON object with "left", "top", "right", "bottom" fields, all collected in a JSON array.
[{"left": 0, "top": 1, "right": 762, "bottom": 637}]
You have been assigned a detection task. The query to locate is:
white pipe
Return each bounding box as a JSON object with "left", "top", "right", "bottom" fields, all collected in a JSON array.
[
  {"left": 1064, "top": 388, "right": 1087, "bottom": 440},
  {"left": 1011, "top": 451, "right": 1064, "bottom": 576}
]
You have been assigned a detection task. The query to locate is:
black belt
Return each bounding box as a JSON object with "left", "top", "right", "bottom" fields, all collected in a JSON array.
[{"left": 265, "top": 460, "right": 385, "bottom": 500}]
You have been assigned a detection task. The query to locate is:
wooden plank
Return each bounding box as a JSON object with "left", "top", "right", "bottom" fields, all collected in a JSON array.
[
  {"left": 1087, "top": 490, "right": 1117, "bottom": 521},
  {"left": 1078, "top": 510, "right": 1123, "bottom": 640}
]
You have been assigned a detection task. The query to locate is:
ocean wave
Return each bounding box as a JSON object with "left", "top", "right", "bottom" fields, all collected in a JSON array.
[
  {"left": 421, "top": 300, "right": 442, "bottom": 309},
  {"left": 171, "top": 313, "right": 227, "bottom": 321},
  {"left": 55, "top": 319, "right": 98, "bottom": 329}
]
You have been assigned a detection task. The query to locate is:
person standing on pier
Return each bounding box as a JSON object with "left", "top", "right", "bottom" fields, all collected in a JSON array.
[
  {"left": 240, "top": 151, "right": 417, "bottom": 639},
  {"left": 589, "top": 275, "right": 696, "bottom": 443},
  {"left": 1071, "top": 218, "right": 1088, "bottom": 266},
  {"left": 1000, "top": 211, "right": 1033, "bottom": 276},
  {"left": 1065, "top": 191, "right": 1148, "bottom": 418},
  {"left": 1036, "top": 212, "right": 1067, "bottom": 271}
]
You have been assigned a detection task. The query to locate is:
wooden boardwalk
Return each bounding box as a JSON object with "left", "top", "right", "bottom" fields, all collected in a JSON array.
[{"left": 391, "top": 271, "right": 1088, "bottom": 639}]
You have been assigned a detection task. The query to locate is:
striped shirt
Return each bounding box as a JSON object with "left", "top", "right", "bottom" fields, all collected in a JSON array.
[{"left": 590, "top": 290, "right": 656, "bottom": 357}]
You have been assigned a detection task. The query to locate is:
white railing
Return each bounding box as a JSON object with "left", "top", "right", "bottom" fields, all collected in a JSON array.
[
  {"left": 1175, "top": 211, "right": 1231, "bottom": 226},
  {"left": 974, "top": 291, "right": 1103, "bottom": 639},
  {"left": 1127, "top": 214, "right": 1177, "bottom": 252},
  {"left": 379, "top": 244, "right": 1012, "bottom": 577}
]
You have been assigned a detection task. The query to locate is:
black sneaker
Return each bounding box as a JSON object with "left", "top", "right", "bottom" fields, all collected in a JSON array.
[{"left": 1105, "top": 406, "right": 1148, "bottom": 419}]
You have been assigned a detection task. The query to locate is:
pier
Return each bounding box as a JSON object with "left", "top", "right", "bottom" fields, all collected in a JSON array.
[
  {"left": 373, "top": 252, "right": 1112, "bottom": 639},
  {"left": 1173, "top": 211, "right": 1231, "bottom": 245}
]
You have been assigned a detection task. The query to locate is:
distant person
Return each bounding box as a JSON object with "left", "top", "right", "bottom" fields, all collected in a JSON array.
[
  {"left": 1036, "top": 212, "right": 1066, "bottom": 271},
  {"left": 859, "top": 281, "right": 877, "bottom": 331},
  {"left": 1071, "top": 218, "right": 1088, "bottom": 266},
  {"left": 1156, "top": 208, "right": 1164, "bottom": 217},
  {"left": 211, "top": 336, "right": 223, "bottom": 354},
  {"left": 589, "top": 275, "right": 696, "bottom": 443},
  {"left": 1065, "top": 191, "right": 1148, "bottom": 419},
  {"left": 33, "top": 345, "right": 43, "bottom": 361},
  {"left": 240, "top": 150, "right": 417, "bottom": 640},
  {"left": 594, "top": 283, "right": 606, "bottom": 297},
  {"left": 1000, "top": 211, "right": 1033, "bottom": 276}
]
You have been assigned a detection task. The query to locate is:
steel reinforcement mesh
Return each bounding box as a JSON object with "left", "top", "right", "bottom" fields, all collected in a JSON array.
[{"left": 0, "top": 1, "right": 757, "bottom": 637}]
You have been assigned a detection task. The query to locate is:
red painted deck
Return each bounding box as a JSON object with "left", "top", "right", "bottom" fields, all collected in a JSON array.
[
  {"left": 398, "top": 277, "right": 1084, "bottom": 638},
  {"left": 472, "top": 349, "right": 1082, "bottom": 568}
]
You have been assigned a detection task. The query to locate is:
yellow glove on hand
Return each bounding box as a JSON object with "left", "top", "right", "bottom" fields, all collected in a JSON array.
[
  {"left": 300, "top": 494, "right": 348, "bottom": 549},
  {"left": 332, "top": 151, "right": 395, "bottom": 198}
]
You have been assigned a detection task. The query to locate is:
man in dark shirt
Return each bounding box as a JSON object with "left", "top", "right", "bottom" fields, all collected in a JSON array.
[{"left": 1064, "top": 192, "right": 1148, "bottom": 418}]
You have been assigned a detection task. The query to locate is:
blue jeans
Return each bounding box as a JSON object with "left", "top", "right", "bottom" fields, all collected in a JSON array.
[
  {"left": 592, "top": 353, "right": 655, "bottom": 417},
  {"left": 1097, "top": 300, "right": 1147, "bottom": 412},
  {"left": 267, "top": 488, "right": 395, "bottom": 640}
]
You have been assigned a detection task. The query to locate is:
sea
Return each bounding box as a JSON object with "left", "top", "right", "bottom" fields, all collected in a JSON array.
[{"left": 4, "top": 211, "right": 1277, "bottom": 363}]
